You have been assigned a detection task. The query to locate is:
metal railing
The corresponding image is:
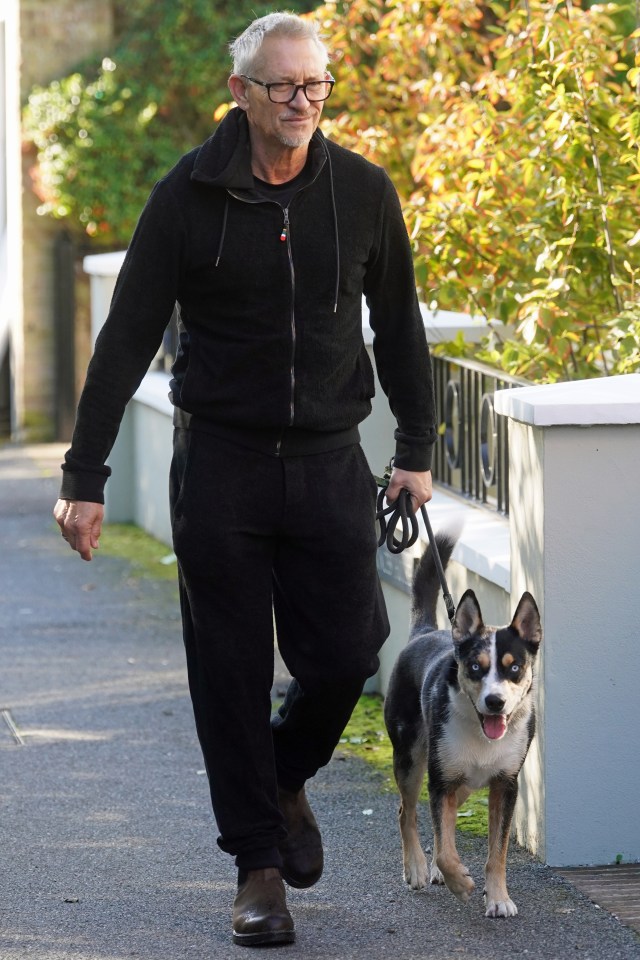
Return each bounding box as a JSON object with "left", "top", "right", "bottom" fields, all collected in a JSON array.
[{"left": 432, "top": 354, "right": 530, "bottom": 516}]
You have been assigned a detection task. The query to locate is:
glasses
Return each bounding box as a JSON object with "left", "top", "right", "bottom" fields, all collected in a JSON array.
[{"left": 241, "top": 75, "right": 335, "bottom": 104}]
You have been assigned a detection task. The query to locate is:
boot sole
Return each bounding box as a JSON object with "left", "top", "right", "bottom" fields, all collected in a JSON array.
[
  {"left": 280, "top": 866, "right": 323, "bottom": 890},
  {"left": 233, "top": 929, "right": 296, "bottom": 947}
]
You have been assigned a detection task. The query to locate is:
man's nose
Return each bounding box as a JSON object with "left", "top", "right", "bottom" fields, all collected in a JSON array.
[{"left": 290, "top": 87, "right": 310, "bottom": 107}]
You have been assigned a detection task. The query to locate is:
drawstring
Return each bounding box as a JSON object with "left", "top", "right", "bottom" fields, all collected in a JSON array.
[
  {"left": 215, "top": 195, "right": 229, "bottom": 267},
  {"left": 322, "top": 143, "right": 340, "bottom": 313}
]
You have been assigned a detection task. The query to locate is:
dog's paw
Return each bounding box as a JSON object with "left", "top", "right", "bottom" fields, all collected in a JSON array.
[
  {"left": 429, "top": 863, "right": 445, "bottom": 885},
  {"left": 440, "top": 862, "right": 475, "bottom": 903},
  {"left": 403, "top": 851, "right": 429, "bottom": 889},
  {"left": 485, "top": 897, "right": 518, "bottom": 918}
]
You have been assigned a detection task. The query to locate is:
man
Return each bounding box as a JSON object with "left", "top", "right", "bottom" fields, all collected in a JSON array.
[{"left": 55, "top": 12, "right": 436, "bottom": 948}]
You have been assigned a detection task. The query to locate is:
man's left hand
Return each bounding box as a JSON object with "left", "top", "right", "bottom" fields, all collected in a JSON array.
[{"left": 385, "top": 468, "right": 432, "bottom": 513}]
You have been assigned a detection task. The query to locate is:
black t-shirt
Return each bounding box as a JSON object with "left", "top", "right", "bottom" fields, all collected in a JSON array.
[{"left": 253, "top": 159, "right": 313, "bottom": 209}]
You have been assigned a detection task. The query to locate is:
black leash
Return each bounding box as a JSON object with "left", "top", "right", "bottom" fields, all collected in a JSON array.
[{"left": 374, "top": 469, "right": 456, "bottom": 625}]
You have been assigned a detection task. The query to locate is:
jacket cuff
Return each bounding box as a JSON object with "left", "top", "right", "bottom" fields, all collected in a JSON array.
[
  {"left": 60, "top": 460, "right": 111, "bottom": 504},
  {"left": 393, "top": 430, "right": 435, "bottom": 473}
]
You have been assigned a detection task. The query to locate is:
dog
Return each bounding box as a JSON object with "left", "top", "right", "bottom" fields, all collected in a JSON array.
[{"left": 383, "top": 530, "right": 542, "bottom": 918}]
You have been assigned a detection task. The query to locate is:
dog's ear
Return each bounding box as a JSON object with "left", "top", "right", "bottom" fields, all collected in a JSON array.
[
  {"left": 452, "top": 589, "right": 484, "bottom": 643},
  {"left": 511, "top": 592, "right": 542, "bottom": 648}
]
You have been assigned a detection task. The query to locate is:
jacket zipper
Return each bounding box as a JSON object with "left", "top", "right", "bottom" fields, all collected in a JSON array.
[{"left": 227, "top": 189, "right": 314, "bottom": 455}]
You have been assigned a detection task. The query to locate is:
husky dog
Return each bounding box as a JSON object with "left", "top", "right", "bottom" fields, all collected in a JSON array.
[{"left": 384, "top": 532, "right": 542, "bottom": 918}]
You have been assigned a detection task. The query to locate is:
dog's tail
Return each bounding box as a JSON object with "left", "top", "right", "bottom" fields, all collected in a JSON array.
[{"left": 411, "top": 523, "right": 462, "bottom": 630}]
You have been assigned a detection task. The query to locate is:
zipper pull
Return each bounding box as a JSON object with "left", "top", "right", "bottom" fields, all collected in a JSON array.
[{"left": 280, "top": 209, "right": 289, "bottom": 242}]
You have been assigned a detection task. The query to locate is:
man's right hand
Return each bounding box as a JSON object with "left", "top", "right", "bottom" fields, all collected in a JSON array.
[{"left": 54, "top": 499, "right": 104, "bottom": 562}]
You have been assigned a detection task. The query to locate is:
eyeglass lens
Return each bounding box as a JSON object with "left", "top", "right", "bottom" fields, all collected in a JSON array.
[{"left": 269, "top": 81, "right": 333, "bottom": 103}]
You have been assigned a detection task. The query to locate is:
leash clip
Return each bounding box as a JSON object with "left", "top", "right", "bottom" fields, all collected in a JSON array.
[{"left": 372, "top": 458, "right": 393, "bottom": 492}]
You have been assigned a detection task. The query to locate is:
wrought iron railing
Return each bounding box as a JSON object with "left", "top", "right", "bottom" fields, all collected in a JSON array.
[{"left": 432, "top": 354, "right": 530, "bottom": 515}]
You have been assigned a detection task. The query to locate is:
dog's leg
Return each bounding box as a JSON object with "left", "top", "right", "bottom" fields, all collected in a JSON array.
[
  {"left": 431, "top": 788, "right": 475, "bottom": 904},
  {"left": 484, "top": 777, "right": 518, "bottom": 918},
  {"left": 430, "top": 785, "right": 471, "bottom": 886},
  {"left": 395, "top": 752, "right": 429, "bottom": 889},
  {"left": 429, "top": 824, "right": 445, "bottom": 886},
  {"left": 455, "top": 785, "right": 472, "bottom": 807}
]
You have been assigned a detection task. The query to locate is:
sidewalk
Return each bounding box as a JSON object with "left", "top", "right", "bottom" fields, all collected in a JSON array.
[{"left": 1, "top": 442, "right": 638, "bottom": 960}]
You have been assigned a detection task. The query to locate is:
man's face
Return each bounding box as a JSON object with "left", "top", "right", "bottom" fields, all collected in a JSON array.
[{"left": 237, "top": 36, "right": 328, "bottom": 152}]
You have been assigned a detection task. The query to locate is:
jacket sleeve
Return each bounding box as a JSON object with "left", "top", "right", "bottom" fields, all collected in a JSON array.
[
  {"left": 363, "top": 169, "right": 437, "bottom": 472},
  {"left": 60, "top": 178, "right": 187, "bottom": 503}
]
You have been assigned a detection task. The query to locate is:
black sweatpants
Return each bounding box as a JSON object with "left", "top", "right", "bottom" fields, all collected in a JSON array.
[{"left": 169, "top": 427, "right": 389, "bottom": 871}]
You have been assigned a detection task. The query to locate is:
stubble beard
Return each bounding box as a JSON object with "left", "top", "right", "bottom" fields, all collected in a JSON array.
[{"left": 277, "top": 130, "right": 313, "bottom": 149}]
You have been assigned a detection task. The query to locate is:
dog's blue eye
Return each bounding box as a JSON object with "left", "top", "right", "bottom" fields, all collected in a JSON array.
[
  {"left": 510, "top": 664, "right": 520, "bottom": 675},
  {"left": 471, "top": 663, "right": 480, "bottom": 673}
]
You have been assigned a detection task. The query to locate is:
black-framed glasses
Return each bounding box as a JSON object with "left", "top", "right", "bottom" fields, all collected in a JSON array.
[{"left": 241, "top": 75, "right": 335, "bottom": 104}]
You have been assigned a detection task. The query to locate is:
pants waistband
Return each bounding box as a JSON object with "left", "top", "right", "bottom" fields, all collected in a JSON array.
[{"left": 172, "top": 407, "right": 360, "bottom": 458}]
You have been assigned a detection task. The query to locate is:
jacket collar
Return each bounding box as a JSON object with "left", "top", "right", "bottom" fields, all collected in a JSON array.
[{"left": 191, "top": 106, "right": 327, "bottom": 190}]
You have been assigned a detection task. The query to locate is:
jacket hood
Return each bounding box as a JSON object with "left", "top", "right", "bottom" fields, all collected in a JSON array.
[
  {"left": 191, "top": 107, "right": 255, "bottom": 189},
  {"left": 190, "top": 105, "right": 328, "bottom": 190}
]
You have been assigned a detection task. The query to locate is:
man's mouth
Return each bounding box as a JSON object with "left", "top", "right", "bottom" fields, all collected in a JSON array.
[{"left": 480, "top": 713, "right": 508, "bottom": 740}]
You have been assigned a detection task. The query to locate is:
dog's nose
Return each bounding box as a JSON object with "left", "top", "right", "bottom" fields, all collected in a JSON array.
[{"left": 484, "top": 694, "right": 505, "bottom": 713}]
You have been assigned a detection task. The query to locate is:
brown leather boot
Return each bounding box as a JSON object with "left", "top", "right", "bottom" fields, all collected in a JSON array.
[
  {"left": 232, "top": 867, "right": 295, "bottom": 947},
  {"left": 278, "top": 787, "right": 324, "bottom": 889}
]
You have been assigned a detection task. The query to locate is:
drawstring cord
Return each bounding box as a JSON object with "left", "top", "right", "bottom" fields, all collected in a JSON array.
[
  {"left": 215, "top": 195, "right": 229, "bottom": 267},
  {"left": 375, "top": 469, "right": 456, "bottom": 625},
  {"left": 322, "top": 143, "right": 340, "bottom": 313}
]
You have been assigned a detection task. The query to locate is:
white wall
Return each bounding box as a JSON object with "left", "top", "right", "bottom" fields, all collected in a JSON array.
[{"left": 496, "top": 375, "right": 640, "bottom": 866}]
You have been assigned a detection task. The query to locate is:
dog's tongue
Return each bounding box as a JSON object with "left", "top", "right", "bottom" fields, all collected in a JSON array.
[{"left": 482, "top": 714, "right": 507, "bottom": 740}]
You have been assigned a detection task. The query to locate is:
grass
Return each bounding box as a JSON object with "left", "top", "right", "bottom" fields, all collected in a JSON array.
[
  {"left": 98, "top": 523, "right": 488, "bottom": 836},
  {"left": 340, "top": 694, "right": 489, "bottom": 837},
  {"left": 98, "top": 523, "right": 178, "bottom": 581}
]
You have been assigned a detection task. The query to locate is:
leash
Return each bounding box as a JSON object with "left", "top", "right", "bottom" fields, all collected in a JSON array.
[{"left": 374, "top": 466, "right": 456, "bottom": 625}]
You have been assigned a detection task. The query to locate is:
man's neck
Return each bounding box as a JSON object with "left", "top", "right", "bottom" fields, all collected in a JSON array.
[{"left": 250, "top": 142, "right": 310, "bottom": 185}]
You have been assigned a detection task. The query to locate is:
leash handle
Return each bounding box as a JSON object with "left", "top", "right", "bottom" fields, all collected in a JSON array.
[{"left": 375, "top": 473, "right": 456, "bottom": 625}]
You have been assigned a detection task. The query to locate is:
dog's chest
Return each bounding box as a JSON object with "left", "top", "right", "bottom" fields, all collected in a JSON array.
[{"left": 435, "top": 706, "right": 530, "bottom": 788}]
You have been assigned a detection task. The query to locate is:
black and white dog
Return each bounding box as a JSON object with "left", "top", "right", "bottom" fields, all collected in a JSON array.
[{"left": 384, "top": 531, "right": 542, "bottom": 918}]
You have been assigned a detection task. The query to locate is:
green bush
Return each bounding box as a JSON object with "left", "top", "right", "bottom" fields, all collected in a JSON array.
[{"left": 23, "top": 0, "right": 315, "bottom": 247}]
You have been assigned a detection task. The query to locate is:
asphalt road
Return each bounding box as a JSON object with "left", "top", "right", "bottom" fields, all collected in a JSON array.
[{"left": 1, "top": 443, "right": 638, "bottom": 960}]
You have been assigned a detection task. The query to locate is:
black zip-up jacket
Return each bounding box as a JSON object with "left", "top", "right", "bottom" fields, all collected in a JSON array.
[{"left": 61, "top": 107, "right": 436, "bottom": 503}]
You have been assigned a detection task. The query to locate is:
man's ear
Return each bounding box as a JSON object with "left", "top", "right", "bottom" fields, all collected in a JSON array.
[{"left": 228, "top": 74, "right": 249, "bottom": 110}]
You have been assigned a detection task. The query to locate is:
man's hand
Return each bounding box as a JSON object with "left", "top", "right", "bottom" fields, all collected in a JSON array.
[
  {"left": 54, "top": 499, "right": 104, "bottom": 562},
  {"left": 385, "top": 468, "right": 432, "bottom": 514}
]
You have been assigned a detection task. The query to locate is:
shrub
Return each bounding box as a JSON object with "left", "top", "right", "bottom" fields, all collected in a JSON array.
[
  {"left": 315, "top": 0, "right": 640, "bottom": 380},
  {"left": 23, "top": 0, "right": 315, "bottom": 247}
]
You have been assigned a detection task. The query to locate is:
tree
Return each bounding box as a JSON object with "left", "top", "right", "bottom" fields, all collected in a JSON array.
[
  {"left": 23, "top": 0, "right": 315, "bottom": 247},
  {"left": 315, "top": 0, "right": 640, "bottom": 380}
]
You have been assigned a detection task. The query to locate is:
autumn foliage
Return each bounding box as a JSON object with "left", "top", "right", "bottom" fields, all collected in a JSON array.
[{"left": 315, "top": 0, "right": 640, "bottom": 380}]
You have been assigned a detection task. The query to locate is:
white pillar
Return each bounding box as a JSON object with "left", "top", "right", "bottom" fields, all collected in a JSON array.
[
  {"left": 495, "top": 374, "right": 640, "bottom": 866},
  {"left": 83, "top": 251, "right": 126, "bottom": 348},
  {"left": 82, "top": 251, "right": 134, "bottom": 522}
]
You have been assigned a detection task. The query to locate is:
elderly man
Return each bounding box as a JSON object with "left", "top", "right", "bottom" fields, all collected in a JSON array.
[{"left": 55, "top": 12, "right": 436, "bottom": 947}]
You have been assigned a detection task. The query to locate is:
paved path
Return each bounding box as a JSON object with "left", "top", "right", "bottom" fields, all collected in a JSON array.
[{"left": 1, "top": 443, "right": 638, "bottom": 960}]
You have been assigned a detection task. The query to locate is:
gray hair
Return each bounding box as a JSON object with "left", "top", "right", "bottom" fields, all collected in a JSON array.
[{"left": 229, "top": 12, "right": 330, "bottom": 76}]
